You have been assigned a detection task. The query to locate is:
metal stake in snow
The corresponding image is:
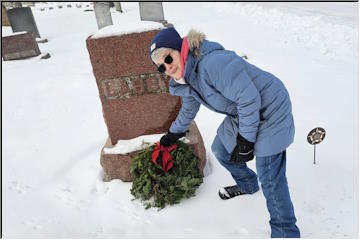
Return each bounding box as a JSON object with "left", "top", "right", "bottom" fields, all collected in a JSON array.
[{"left": 307, "top": 127, "right": 326, "bottom": 164}]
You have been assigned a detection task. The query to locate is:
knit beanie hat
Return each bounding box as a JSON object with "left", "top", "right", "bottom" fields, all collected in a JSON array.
[{"left": 149, "top": 28, "right": 183, "bottom": 58}]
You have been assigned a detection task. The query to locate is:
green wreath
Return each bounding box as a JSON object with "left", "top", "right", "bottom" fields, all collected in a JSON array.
[{"left": 130, "top": 141, "right": 203, "bottom": 210}]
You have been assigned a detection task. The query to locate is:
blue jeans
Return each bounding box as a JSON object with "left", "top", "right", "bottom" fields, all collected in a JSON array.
[{"left": 211, "top": 135, "right": 300, "bottom": 238}]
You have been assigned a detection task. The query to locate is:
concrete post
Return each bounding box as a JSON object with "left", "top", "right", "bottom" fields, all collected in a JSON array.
[{"left": 94, "top": 2, "right": 113, "bottom": 30}]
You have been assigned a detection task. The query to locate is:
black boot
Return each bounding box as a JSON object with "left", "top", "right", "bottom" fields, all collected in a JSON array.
[{"left": 218, "top": 185, "right": 246, "bottom": 200}]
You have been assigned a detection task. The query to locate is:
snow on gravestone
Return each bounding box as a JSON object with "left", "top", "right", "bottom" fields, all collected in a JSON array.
[{"left": 86, "top": 22, "right": 207, "bottom": 182}]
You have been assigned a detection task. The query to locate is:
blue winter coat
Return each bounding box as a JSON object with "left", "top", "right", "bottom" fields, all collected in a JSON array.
[{"left": 169, "top": 32, "right": 294, "bottom": 157}]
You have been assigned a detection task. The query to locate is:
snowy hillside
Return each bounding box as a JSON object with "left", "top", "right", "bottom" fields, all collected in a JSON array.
[{"left": 2, "top": 2, "right": 358, "bottom": 238}]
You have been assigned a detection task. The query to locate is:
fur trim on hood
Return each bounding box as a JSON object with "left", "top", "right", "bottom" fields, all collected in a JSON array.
[{"left": 186, "top": 29, "right": 206, "bottom": 56}]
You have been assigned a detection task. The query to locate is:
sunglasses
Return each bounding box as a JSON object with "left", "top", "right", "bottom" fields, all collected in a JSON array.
[{"left": 157, "top": 54, "right": 173, "bottom": 73}]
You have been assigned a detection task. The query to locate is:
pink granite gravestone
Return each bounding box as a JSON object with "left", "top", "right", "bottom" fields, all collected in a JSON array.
[{"left": 86, "top": 24, "right": 206, "bottom": 182}]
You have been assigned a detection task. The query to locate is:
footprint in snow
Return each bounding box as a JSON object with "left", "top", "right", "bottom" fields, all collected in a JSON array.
[
  {"left": 54, "top": 187, "right": 88, "bottom": 211},
  {"left": 91, "top": 226, "right": 104, "bottom": 237},
  {"left": 184, "top": 228, "right": 193, "bottom": 233},
  {"left": 90, "top": 183, "right": 109, "bottom": 195},
  {"left": 8, "top": 181, "right": 31, "bottom": 194},
  {"left": 22, "top": 218, "right": 48, "bottom": 231}
]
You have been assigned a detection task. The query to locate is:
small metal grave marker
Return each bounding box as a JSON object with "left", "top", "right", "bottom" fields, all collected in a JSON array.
[{"left": 307, "top": 127, "right": 326, "bottom": 164}]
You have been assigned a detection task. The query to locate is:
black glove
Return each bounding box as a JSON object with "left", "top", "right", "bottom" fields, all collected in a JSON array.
[
  {"left": 230, "top": 133, "right": 255, "bottom": 164},
  {"left": 160, "top": 131, "right": 186, "bottom": 147}
]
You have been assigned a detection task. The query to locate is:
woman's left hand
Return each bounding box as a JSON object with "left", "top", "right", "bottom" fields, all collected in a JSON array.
[{"left": 230, "top": 134, "right": 254, "bottom": 164}]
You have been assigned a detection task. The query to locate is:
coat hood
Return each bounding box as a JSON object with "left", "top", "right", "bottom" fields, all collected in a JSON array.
[{"left": 186, "top": 29, "right": 224, "bottom": 57}]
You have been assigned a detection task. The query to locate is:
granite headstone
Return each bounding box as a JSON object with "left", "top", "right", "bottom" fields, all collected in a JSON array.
[
  {"left": 7, "top": 7, "right": 40, "bottom": 38},
  {"left": 86, "top": 26, "right": 207, "bottom": 181},
  {"left": 2, "top": 32, "right": 41, "bottom": 61},
  {"left": 139, "top": 2, "right": 164, "bottom": 22}
]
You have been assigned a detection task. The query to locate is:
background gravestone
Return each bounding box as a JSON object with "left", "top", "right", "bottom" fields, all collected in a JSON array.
[
  {"left": 114, "top": 2, "right": 122, "bottom": 12},
  {"left": 94, "top": 2, "right": 113, "bottom": 29},
  {"left": 86, "top": 26, "right": 207, "bottom": 181},
  {"left": 7, "top": 7, "right": 41, "bottom": 38},
  {"left": 139, "top": 2, "right": 164, "bottom": 22},
  {"left": 2, "top": 5, "right": 10, "bottom": 26},
  {"left": 2, "top": 32, "right": 41, "bottom": 61}
]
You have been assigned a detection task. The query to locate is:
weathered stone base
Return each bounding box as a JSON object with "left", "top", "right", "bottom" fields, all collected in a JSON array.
[{"left": 100, "top": 121, "right": 207, "bottom": 182}]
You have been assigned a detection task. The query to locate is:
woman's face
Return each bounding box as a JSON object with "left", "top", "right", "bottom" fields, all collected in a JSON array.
[{"left": 154, "top": 50, "right": 182, "bottom": 80}]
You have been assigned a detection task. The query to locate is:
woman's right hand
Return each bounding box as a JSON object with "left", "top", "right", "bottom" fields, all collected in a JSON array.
[{"left": 160, "top": 131, "right": 186, "bottom": 147}]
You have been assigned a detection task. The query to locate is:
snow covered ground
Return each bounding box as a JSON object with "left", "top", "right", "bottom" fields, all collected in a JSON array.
[{"left": 2, "top": 2, "right": 358, "bottom": 238}]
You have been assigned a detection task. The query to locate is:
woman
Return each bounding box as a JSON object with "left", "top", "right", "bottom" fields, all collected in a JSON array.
[{"left": 149, "top": 27, "right": 300, "bottom": 238}]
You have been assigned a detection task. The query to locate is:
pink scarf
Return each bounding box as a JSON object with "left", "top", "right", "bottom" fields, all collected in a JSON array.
[{"left": 180, "top": 37, "right": 189, "bottom": 78}]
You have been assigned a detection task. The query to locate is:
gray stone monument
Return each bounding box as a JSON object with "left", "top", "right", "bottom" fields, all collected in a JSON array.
[
  {"left": 114, "top": 2, "right": 122, "bottom": 13},
  {"left": 94, "top": 2, "right": 113, "bottom": 30},
  {"left": 7, "top": 7, "right": 41, "bottom": 38},
  {"left": 139, "top": 2, "right": 164, "bottom": 22}
]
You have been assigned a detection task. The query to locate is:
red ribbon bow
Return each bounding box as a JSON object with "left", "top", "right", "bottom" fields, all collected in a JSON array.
[{"left": 152, "top": 142, "right": 177, "bottom": 173}]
